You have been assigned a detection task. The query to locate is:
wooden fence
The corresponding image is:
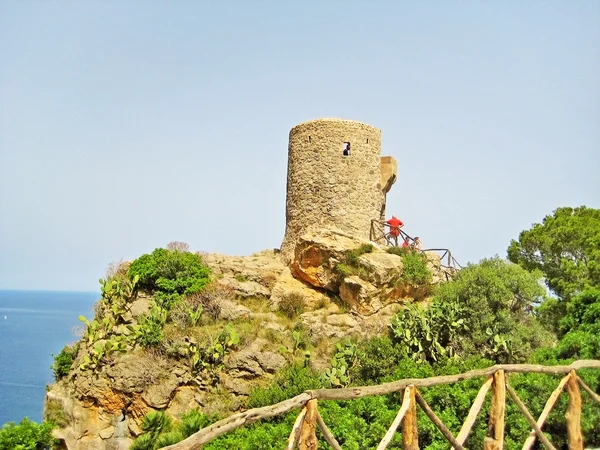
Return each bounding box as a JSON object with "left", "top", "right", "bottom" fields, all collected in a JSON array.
[{"left": 163, "top": 360, "right": 600, "bottom": 450}]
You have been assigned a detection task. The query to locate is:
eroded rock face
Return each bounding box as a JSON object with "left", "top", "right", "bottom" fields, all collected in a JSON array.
[
  {"left": 202, "top": 249, "right": 286, "bottom": 298},
  {"left": 287, "top": 229, "right": 450, "bottom": 314},
  {"left": 291, "top": 228, "right": 367, "bottom": 290},
  {"left": 46, "top": 234, "right": 456, "bottom": 450}
]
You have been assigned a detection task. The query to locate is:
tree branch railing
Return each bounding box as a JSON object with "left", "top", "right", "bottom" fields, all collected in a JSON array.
[
  {"left": 163, "top": 360, "right": 600, "bottom": 450},
  {"left": 370, "top": 219, "right": 462, "bottom": 270}
]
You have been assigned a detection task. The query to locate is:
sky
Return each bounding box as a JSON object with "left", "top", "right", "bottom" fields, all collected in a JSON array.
[{"left": 1, "top": 1, "right": 599, "bottom": 291}]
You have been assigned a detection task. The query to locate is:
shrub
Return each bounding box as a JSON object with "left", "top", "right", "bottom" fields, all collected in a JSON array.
[
  {"left": 169, "top": 299, "right": 203, "bottom": 329},
  {"left": 186, "top": 284, "right": 226, "bottom": 321},
  {"left": 0, "top": 419, "right": 56, "bottom": 450},
  {"left": 179, "top": 409, "right": 213, "bottom": 438},
  {"left": 51, "top": 343, "right": 78, "bottom": 381},
  {"left": 155, "top": 292, "right": 182, "bottom": 311},
  {"left": 385, "top": 246, "right": 409, "bottom": 257},
  {"left": 247, "top": 364, "right": 322, "bottom": 408},
  {"left": 278, "top": 292, "right": 305, "bottom": 319},
  {"left": 134, "top": 307, "right": 167, "bottom": 348},
  {"left": 350, "top": 335, "right": 407, "bottom": 384},
  {"left": 390, "top": 301, "right": 468, "bottom": 363},
  {"left": 128, "top": 248, "right": 211, "bottom": 298},
  {"left": 386, "top": 246, "right": 432, "bottom": 285},
  {"left": 156, "top": 431, "right": 185, "bottom": 448},
  {"left": 432, "top": 257, "right": 554, "bottom": 362},
  {"left": 141, "top": 411, "right": 172, "bottom": 437}
]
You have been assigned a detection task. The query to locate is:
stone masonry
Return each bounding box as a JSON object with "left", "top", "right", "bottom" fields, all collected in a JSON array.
[{"left": 281, "top": 118, "right": 397, "bottom": 262}]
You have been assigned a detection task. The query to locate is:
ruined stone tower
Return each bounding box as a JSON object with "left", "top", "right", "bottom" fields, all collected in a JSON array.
[{"left": 281, "top": 118, "right": 397, "bottom": 262}]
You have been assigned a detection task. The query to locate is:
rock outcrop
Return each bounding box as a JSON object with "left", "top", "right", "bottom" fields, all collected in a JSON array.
[{"left": 45, "top": 229, "right": 455, "bottom": 449}]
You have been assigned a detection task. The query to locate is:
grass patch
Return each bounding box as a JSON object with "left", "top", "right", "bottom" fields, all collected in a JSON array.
[
  {"left": 333, "top": 244, "right": 374, "bottom": 279},
  {"left": 278, "top": 292, "right": 306, "bottom": 319}
]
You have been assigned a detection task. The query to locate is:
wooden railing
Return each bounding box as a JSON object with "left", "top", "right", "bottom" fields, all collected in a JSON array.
[
  {"left": 369, "top": 219, "right": 462, "bottom": 270},
  {"left": 163, "top": 360, "right": 600, "bottom": 450}
]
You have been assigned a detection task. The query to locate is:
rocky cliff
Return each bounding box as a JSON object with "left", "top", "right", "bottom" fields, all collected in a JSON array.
[{"left": 44, "top": 229, "right": 454, "bottom": 450}]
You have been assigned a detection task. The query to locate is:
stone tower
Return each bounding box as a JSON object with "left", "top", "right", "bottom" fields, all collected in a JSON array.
[{"left": 281, "top": 118, "right": 397, "bottom": 262}]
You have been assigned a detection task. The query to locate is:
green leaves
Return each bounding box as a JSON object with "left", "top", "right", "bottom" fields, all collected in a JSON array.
[
  {"left": 390, "top": 302, "right": 467, "bottom": 363},
  {"left": 51, "top": 344, "right": 78, "bottom": 381},
  {"left": 322, "top": 339, "right": 357, "bottom": 387},
  {"left": 128, "top": 248, "right": 211, "bottom": 300},
  {"left": 0, "top": 419, "right": 56, "bottom": 450},
  {"left": 508, "top": 205, "right": 600, "bottom": 301},
  {"left": 187, "top": 325, "right": 240, "bottom": 373}
]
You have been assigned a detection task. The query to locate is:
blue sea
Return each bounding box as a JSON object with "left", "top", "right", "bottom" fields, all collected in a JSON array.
[{"left": 0, "top": 290, "right": 98, "bottom": 426}]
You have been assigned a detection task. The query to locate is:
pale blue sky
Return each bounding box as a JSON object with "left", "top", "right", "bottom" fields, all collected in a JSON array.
[{"left": 1, "top": 1, "right": 599, "bottom": 291}]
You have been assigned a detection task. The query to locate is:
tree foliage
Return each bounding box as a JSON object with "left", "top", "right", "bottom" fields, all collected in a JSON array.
[
  {"left": 411, "top": 257, "right": 553, "bottom": 363},
  {"left": 128, "top": 248, "right": 211, "bottom": 301},
  {"left": 507, "top": 206, "right": 600, "bottom": 300},
  {"left": 0, "top": 419, "right": 55, "bottom": 450}
]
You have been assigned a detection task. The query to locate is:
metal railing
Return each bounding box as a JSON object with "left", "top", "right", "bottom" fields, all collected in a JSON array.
[{"left": 370, "top": 219, "right": 462, "bottom": 271}]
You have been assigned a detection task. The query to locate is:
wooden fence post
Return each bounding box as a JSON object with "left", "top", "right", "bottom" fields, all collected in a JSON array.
[
  {"left": 403, "top": 385, "right": 419, "bottom": 450},
  {"left": 299, "top": 399, "right": 319, "bottom": 450},
  {"left": 484, "top": 370, "right": 505, "bottom": 450},
  {"left": 566, "top": 371, "right": 583, "bottom": 450}
]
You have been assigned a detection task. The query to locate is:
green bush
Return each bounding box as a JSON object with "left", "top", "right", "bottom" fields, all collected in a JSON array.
[
  {"left": 128, "top": 248, "right": 211, "bottom": 300},
  {"left": 390, "top": 301, "right": 468, "bottom": 363},
  {"left": 385, "top": 246, "right": 409, "bottom": 257},
  {"left": 130, "top": 409, "right": 216, "bottom": 450},
  {"left": 0, "top": 419, "right": 56, "bottom": 450},
  {"left": 247, "top": 364, "right": 322, "bottom": 408},
  {"left": 133, "top": 307, "right": 167, "bottom": 348},
  {"left": 432, "top": 257, "right": 553, "bottom": 363},
  {"left": 386, "top": 246, "right": 432, "bottom": 285},
  {"left": 51, "top": 343, "right": 78, "bottom": 381},
  {"left": 401, "top": 251, "right": 431, "bottom": 285},
  {"left": 178, "top": 409, "right": 213, "bottom": 438},
  {"left": 350, "top": 335, "right": 407, "bottom": 384}
]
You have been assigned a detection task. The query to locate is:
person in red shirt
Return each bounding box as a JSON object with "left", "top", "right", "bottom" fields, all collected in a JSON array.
[{"left": 386, "top": 216, "right": 404, "bottom": 246}]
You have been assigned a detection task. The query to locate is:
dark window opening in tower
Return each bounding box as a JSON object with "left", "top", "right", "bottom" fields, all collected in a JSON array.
[
  {"left": 308, "top": 136, "right": 311, "bottom": 143},
  {"left": 342, "top": 142, "right": 351, "bottom": 156},
  {"left": 366, "top": 138, "right": 369, "bottom": 144}
]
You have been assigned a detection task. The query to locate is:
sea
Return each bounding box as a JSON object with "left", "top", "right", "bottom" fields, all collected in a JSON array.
[{"left": 0, "top": 290, "right": 98, "bottom": 427}]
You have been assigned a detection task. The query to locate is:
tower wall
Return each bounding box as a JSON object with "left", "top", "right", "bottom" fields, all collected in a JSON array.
[{"left": 281, "top": 118, "right": 386, "bottom": 261}]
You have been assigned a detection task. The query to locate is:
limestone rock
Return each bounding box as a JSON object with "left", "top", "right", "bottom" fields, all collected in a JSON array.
[
  {"left": 218, "top": 298, "right": 252, "bottom": 320},
  {"left": 357, "top": 252, "right": 403, "bottom": 285},
  {"left": 339, "top": 276, "right": 379, "bottom": 315},
  {"left": 165, "top": 386, "right": 201, "bottom": 419},
  {"left": 224, "top": 339, "right": 286, "bottom": 379},
  {"left": 300, "top": 310, "right": 361, "bottom": 339},
  {"left": 141, "top": 376, "right": 180, "bottom": 409},
  {"left": 99, "top": 425, "right": 115, "bottom": 439},
  {"left": 203, "top": 249, "right": 286, "bottom": 296},
  {"left": 290, "top": 228, "right": 370, "bottom": 290},
  {"left": 270, "top": 267, "right": 328, "bottom": 311},
  {"left": 129, "top": 294, "right": 151, "bottom": 319},
  {"left": 216, "top": 278, "right": 271, "bottom": 298}
]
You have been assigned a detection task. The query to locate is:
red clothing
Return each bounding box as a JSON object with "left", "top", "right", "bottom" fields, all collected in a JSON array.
[{"left": 386, "top": 217, "right": 403, "bottom": 236}]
